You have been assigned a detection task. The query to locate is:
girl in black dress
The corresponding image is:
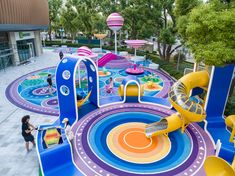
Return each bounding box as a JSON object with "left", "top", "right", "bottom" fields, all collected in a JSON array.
[{"left": 21, "top": 115, "right": 36, "bottom": 152}]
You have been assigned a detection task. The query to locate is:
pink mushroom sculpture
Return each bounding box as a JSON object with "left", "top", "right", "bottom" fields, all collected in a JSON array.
[
  {"left": 125, "top": 40, "right": 147, "bottom": 56},
  {"left": 73, "top": 46, "right": 98, "bottom": 58},
  {"left": 106, "top": 13, "right": 124, "bottom": 54}
]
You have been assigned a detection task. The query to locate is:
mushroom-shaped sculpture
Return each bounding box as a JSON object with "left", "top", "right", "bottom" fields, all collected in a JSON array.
[
  {"left": 106, "top": 13, "right": 124, "bottom": 54},
  {"left": 73, "top": 46, "right": 98, "bottom": 59},
  {"left": 125, "top": 40, "right": 147, "bottom": 56},
  {"left": 94, "top": 33, "right": 108, "bottom": 50}
]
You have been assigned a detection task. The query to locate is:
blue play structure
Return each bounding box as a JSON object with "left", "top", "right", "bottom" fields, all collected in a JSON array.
[
  {"left": 36, "top": 55, "right": 235, "bottom": 176},
  {"left": 205, "top": 65, "right": 235, "bottom": 163},
  {"left": 37, "top": 56, "right": 100, "bottom": 176},
  {"left": 56, "top": 57, "right": 99, "bottom": 124}
]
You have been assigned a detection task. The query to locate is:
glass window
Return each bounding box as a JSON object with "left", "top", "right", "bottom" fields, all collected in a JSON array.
[
  {"left": 60, "top": 85, "right": 69, "bottom": 96},
  {"left": 90, "top": 64, "right": 96, "bottom": 72},
  {"left": 62, "top": 70, "right": 71, "bottom": 80},
  {"left": 89, "top": 76, "right": 93, "bottom": 83}
]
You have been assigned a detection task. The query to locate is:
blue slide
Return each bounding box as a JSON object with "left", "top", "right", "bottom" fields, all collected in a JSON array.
[
  {"left": 205, "top": 65, "right": 235, "bottom": 163},
  {"left": 37, "top": 123, "right": 83, "bottom": 176}
]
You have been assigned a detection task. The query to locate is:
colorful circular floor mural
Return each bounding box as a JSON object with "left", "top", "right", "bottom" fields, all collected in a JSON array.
[
  {"left": 6, "top": 65, "right": 174, "bottom": 116},
  {"left": 72, "top": 103, "right": 214, "bottom": 176}
]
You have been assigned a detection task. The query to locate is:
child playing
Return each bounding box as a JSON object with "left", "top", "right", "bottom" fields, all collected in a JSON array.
[
  {"left": 47, "top": 74, "right": 53, "bottom": 95},
  {"left": 59, "top": 51, "right": 64, "bottom": 60},
  {"left": 62, "top": 118, "right": 74, "bottom": 142},
  {"left": 106, "top": 77, "right": 114, "bottom": 93}
]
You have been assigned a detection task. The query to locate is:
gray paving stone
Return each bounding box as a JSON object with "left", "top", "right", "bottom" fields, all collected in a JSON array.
[
  {"left": 0, "top": 167, "right": 10, "bottom": 175},
  {"left": 0, "top": 49, "right": 58, "bottom": 176},
  {"left": 0, "top": 142, "right": 10, "bottom": 147}
]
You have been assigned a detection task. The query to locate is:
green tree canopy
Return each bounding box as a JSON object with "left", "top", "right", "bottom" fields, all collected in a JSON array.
[
  {"left": 60, "top": 1, "right": 79, "bottom": 41},
  {"left": 174, "top": 0, "right": 201, "bottom": 42},
  {"left": 184, "top": 1, "right": 235, "bottom": 65},
  {"left": 48, "top": 0, "right": 63, "bottom": 41}
]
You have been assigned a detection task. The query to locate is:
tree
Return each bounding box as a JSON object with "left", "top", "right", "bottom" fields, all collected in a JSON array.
[
  {"left": 154, "top": 0, "right": 181, "bottom": 61},
  {"left": 175, "top": 0, "right": 201, "bottom": 42},
  {"left": 48, "top": 0, "right": 62, "bottom": 41},
  {"left": 70, "top": 0, "right": 101, "bottom": 43},
  {"left": 60, "top": 1, "right": 80, "bottom": 42},
  {"left": 182, "top": 0, "right": 235, "bottom": 65},
  {"left": 92, "top": 14, "right": 107, "bottom": 33},
  {"left": 98, "top": 0, "right": 183, "bottom": 60}
]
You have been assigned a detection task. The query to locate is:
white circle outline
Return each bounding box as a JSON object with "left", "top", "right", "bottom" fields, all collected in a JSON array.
[{"left": 123, "top": 131, "right": 153, "bottom": 150}]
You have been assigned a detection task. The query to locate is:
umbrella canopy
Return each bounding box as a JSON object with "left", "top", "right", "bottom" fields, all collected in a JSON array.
[
  {"left": 125, "top": 40, "right": 147, "bottom": 56},
  {"left": 94, "top": 34, "right": 107, "bottom": 40},
  {"left": 125, "top": 40, "right": 147, "bottom": 49}
]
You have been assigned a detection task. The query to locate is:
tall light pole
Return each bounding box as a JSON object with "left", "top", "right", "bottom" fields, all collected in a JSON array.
[
  {"left": 176, "top": 49, "right": 181, "bottom": 71},
  {"left": 60, "top": 25, "right": 64, "bottom": 44}
]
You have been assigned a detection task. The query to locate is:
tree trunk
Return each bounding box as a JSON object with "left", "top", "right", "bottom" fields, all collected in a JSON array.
[
  {"left": 166, "top": 45, "right": 172, "bottom": 61},
  {"left": 72, "top": 34, "right": 75, "bottom": 43},
  {"left": 163, "top": 9, "right": 167, "bottom": 28},
  {"left": 157, "top": 41, "right": 163, "bottom": 59},
  {"left": 49, "top": 20, "right": 52, "bottom": 41},
  {"left": 162, "top": 43, "right": 166, "bottom": 60}
]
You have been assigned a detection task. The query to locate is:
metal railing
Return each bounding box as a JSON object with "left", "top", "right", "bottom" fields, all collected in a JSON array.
[
  {"left": 0, "top": 48, "right": 14, "bottom": 71},
  {"left": 0, "top": 42, "right": 35, "bottom": 71}
]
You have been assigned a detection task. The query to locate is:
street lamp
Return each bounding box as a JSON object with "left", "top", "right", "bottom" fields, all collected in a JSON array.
[
  {"left": 59, "top": 25, "right": 64, "bottom": 44},
  {"left": 176, "top": 49, "right": 181, "bottom": 71}
]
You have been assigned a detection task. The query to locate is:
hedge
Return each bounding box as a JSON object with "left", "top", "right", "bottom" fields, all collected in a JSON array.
[{"left": 147, "top": 54, "right": 184, "bottom": 79}]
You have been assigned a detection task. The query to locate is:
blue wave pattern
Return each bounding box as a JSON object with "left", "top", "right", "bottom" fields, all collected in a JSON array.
[{"left": 88, "top": 112, "right": 191, "bottom": 174}]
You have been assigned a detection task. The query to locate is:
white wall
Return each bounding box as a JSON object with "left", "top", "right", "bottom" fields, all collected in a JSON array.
[
  {"left": 34, "top": 31, "right": 43, "bottom": 56},
  {"left": 8, "top": 32, "right": 20, "bottom": 65}
]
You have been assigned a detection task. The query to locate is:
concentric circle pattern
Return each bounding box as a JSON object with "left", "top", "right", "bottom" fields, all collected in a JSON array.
[
  {"left": 72, "top": 103, "right": 215, "bottom": 176},
  {"left": 6, "top": 66, "right": 174, "bottom": 116},
  {"left": 107, "top": 122, "right": 171, "bottom": 163}
]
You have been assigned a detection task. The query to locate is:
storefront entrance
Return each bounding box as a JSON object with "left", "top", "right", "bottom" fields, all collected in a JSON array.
[{"left": 17, "top": 39, "right": 36, "bottom": 63}]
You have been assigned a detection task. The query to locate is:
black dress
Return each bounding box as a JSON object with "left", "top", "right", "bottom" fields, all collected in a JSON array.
[{"left": 22, "top": 123, "right": 34, "bottom": 142}]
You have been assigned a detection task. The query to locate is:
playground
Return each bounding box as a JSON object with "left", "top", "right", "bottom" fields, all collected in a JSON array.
[
  {"left": 6, "top": 54, "right": 173, "bottom": 116},
  {"left": 6, "top": 45, "right": 235, "bottom": 175},
  {"left": 3, "top": 10, "right": 235, "bottom": 176}
]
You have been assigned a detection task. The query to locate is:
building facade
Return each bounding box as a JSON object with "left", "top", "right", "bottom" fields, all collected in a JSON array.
[{"left": 0, "top": 0, "right": 49, "bottom": 69}]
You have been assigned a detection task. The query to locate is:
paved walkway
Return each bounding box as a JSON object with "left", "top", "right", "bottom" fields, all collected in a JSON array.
[{"left": 0, "top": 49, "right": 58, "bottom": 176}]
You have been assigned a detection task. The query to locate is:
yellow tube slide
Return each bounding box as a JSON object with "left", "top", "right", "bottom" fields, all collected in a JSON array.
[
  {"left": 145, "top": 71, "right": 209, "bottom": 137},
  {"left": 169, "top": 70, "right": 209, "bottom": 123},
  {"left": 204, "top": 156, "right": 235, "bottom": 176},
  {"left": 225, "top": 115, "right": 235, "bottom": 143},
  {"left": 118, "top": 84, "right": 144, "bottom": 97},
  {"left": 77, "top": 90, "right": 92, "bottom": 107}
]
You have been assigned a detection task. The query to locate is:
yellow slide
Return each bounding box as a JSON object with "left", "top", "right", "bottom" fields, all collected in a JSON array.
[
  {"left": 118, "top": 84, "right": 144, "bottom": 97},
  {"left": 145, "top": 71, "right": 209, "bottom": 138},
  {"left": 225, "top": 115, "right": 235, "bottom": 144},
  {"left": 204, "top": 156, "right": 235, "bottom": 176},
  {"left": 77, "top": 90, "right": 92, "bottom": 108}
]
